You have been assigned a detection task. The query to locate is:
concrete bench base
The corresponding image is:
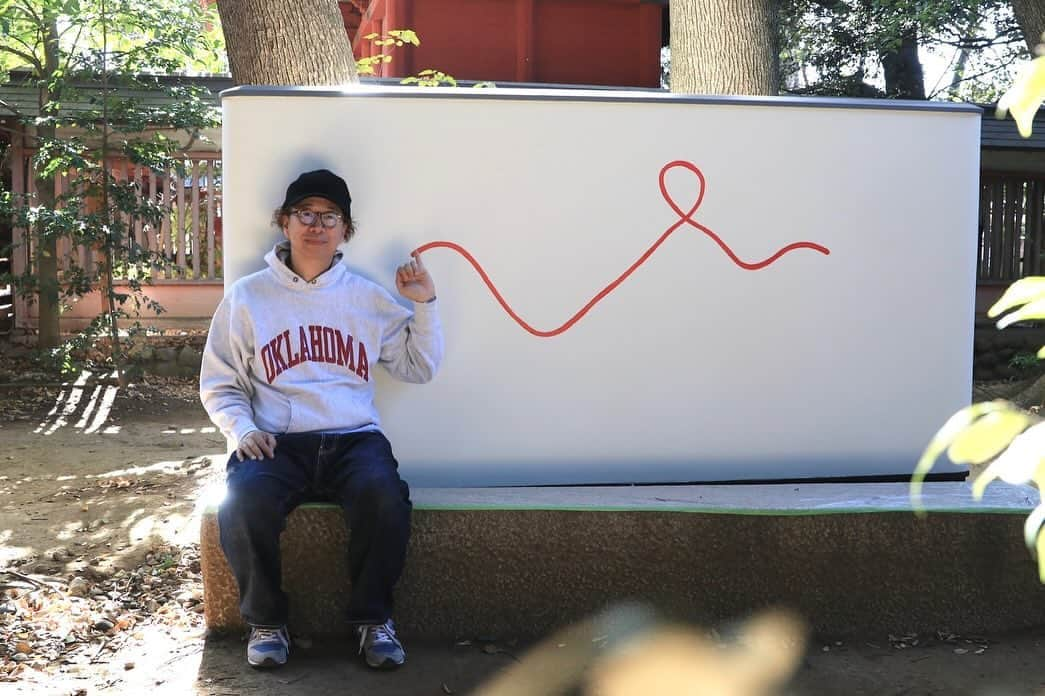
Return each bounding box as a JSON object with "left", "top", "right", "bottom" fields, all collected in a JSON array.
[{"left": 200, "top": 484, "right": 1045, "bottom": 639}]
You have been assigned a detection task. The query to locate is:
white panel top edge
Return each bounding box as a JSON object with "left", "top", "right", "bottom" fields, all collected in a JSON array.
[{"left": 219, "top": 84, "right": 982, "bottom": 115}]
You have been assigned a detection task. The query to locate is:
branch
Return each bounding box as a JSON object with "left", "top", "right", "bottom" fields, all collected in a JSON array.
[
  {"left": 0, "top": 569, "right": 61, "bottom": 593},
  {"left": 934, "top": 34, "right": 1025, "bottom": 50},
  {"left": 925, "top": 49, "right": 961, "bottom": 98},
  {"left": 5, "top": 28, "right": 44, "bottom": 58},
  {"left": 61, "top": 22, "right": 86, "bottom": 74},
  {"left": 0, "top": 42, "right": 43, "bottom": 72},
  {"left": 12, "top": 0, "right": 42, "bottom": 25},
  {"left": 927, "top": 53, "right": 1027, "bottom": 98}
]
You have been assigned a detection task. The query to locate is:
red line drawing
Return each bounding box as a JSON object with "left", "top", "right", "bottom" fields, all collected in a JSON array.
[{"left": 414, "top": 160, "right": 831, "bottom": 338}]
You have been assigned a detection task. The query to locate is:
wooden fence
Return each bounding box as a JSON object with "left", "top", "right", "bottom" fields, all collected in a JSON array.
[
  {"left": 9, "top": 149, "right": 222, "bottom": 330},
  {"left": 978, "top": 172, "right": 1045, "bottom": 284}
]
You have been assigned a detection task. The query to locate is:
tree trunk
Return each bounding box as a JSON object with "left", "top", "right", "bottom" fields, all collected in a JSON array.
[
  {"left": 215, "top": 0, "right": 359, "bottom": 85},
  {"left": 34, "top": 15, "right": 62, "bottom": 349},
  {"left": 947, "top": 47, "right": 970, "bottom": 97},
  {"left": 669, "top": 0, "right": 780, "bottom": 95},
  {"left": 1010, "top": 0, "right": 1045, "bottom": 53},
  {"left": 881, "top": 31, "right": 926, "bottom": 99},
  {"left": 32, "top": 130, "right": 60, "bottom": 350}
]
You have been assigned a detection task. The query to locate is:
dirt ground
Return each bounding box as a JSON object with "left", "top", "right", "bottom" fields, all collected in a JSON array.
[{"left": 1, "top": 360, "right": 1045, "bottom": 695}]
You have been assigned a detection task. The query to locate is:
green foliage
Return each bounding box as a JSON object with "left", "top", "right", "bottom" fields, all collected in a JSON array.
[
  {"left": 0, "top": 0, "right": 226, "bottom": 75},
  {"left": 780, "top": 0, "right": 1028, "bottom": 100},
  {"left": 401, "top": 69, "right": 457, "bottom": 88},
  {"left": 356, "top": 29, "right": 421, "bottom": 77},
  {"left": 1009, "top": 352, "right": 1041, "bottom": 371},
  {"left": 355, "top": 28, "right": 493, "bottom": 89},
  {"left": 0, "top": 0, "right": 221, "bottom": 378}
]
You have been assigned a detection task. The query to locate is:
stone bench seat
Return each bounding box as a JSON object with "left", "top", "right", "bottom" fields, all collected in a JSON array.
[{"left": 200, "top": 482, "right": 1045, "bottom": 639}]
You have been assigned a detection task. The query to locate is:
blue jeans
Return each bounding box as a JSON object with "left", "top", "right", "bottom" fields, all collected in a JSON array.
[{"left": 218, "top": 430, "right": 411, "bottom": 627}]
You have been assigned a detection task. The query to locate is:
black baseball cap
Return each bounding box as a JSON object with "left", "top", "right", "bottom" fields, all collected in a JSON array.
[{"left": 282, "top": 169, "right": 352, "bottom": 219}]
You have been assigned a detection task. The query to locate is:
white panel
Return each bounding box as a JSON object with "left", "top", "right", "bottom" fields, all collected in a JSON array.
[{"left": 221, "top": 87, "right": 980, "bottom": 486}]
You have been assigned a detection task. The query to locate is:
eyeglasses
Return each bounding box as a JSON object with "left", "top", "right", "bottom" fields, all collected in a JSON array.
[{"left": 290, "top": 209, "right": 343, "bottom": 228}]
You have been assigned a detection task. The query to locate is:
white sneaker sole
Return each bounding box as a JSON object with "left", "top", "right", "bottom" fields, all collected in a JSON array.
[{"left": 248, "top": 654, "right": 288, "bottom": 668}]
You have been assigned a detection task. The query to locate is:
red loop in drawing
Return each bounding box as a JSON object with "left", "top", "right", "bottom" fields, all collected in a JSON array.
[{"left": 414, "top": 160, "right": 830, "bottom": 338}]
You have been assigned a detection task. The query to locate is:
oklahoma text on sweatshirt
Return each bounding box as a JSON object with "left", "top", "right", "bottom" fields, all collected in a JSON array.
[{"left": 200, "top": 242, "right": 443, "bottom": 445}]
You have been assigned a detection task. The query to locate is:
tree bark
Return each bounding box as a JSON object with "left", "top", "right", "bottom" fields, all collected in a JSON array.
[
  {"left": 215, "top": 0, "right": 359, "bottom": 85},
  {"left": 32, "top": 125, "right": 59, "bottom": 350},
  {"left": 881, "top": 31, "right": 926, "bottom": 99},
  {"left": 1010, "top": 0, "right": 1045, "bottom": 53},
  {"left": 947, "top": 41, "right": 972, "bottom": 99},
  {"left": 670, "top": 0, "right": 780, "bottom": 95},
  {"left": 34, "top": 14, "right": 62, "bottom": 349}
]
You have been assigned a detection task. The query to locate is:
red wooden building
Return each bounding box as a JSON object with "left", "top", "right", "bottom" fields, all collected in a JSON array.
[{"left": 338, "top": 0, "right": 665, "bottom": 88}]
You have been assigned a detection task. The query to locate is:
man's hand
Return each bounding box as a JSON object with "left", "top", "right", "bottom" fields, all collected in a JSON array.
[
  {"left": 236, "top": 430, "right": 277, "bottom": 461},
  {"left": 395, "top": 251, "right": 436, "bottom": 303}
]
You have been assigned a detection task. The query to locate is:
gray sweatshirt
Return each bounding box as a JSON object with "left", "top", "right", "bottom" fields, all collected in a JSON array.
[{"left": 200, "top": 242, "right": 443, "bottom": 445}]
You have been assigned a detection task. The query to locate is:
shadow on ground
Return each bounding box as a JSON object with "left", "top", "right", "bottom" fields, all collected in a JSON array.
[{"left": 191, "top": 633, "right": 515, "bottom": 696}]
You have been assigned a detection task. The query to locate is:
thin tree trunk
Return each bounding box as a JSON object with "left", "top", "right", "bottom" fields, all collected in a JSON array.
[
  {"left": 670, "top": 0, "right": 780, "bottom": 95},
  {"left": 215, "top": 0, "right": 359, "bottom": 85},
  {"left": 32, "top": 128, "right": 59, "bottom": 350},
  {"left": 1010, "top": 0, "right": 1045, "bottom": 53},
  {"left": 34, "top": 15, "right": 63, "bottom": 349},
  {"left": 947, "top": 47, "right": 971, "bottom": 98}
]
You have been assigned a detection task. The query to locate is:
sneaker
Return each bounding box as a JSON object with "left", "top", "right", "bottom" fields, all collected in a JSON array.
[
  {"left": 247, "top": 625, "right": 290, "bottom": 668},
  {"left": 357, "top": 619, "right": 406, "bottom": 669}
]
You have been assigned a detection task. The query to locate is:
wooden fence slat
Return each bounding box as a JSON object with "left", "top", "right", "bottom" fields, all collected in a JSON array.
[
  {"left": 990, "top": 180, "right": 1005, "bottom": 281},
  {"left": 978, "top": 182, "right": 990, "bottom": 278},
  {"left": 176, "top": 164, "right": 187, "bottom": 277},
  {"left": 133, "top": 164, "right": 144, "bottom": 256},
  {"left": 117, "top": 158, "right": 131, "bottom": 261},
  {"left": 1017, "top": 179, "right": 1026, "bottom": 280},
  {"left": 207, "top": 160, "right": 216, "bottom": 279},
  {"left": 1013, "top": 180, "right": 1025, "bottom": 280},
  {"left": 1000, "top": 179, "right": 1012, "bottom": 281},
  {"left": 1034, "top": 182, "right": 1045, "bottom": 276},
  {"left": 147, "top": 169, "right": 157, "bottom": 256},
  {"left": 191, "top": 160, "right": 201, "bottom": 278},
  {"left": 982, "top": 179, "right": 992, "bottom": 279},
  {"left": 11, "top": 140, "right": 28, "bottom": 330},
  {"left": 160, "top": 170, "right": 172, "bottom": 280}
]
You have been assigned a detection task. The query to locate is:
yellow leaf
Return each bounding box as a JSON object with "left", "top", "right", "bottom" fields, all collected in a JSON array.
[
  {"left": 988, "top": 277, "right": 1045, "bottom": 318},
  {"left": 1037, "top": 532, "right": 1045, "bottom": 583},
  {"left": 1025, "top": 504, "right": 1045, "bottom": 564},
  {"left": 996, "top": 56, "right": 1045, "bottom": 138},
  {"left": 996, "top": 297, "right": 1045, "bottom": 329},
  {"left": 947, "top": 410, "right": 1032, "bottom": 464},
  {"left": 971, "top": 423, "right": 1045, "bottom": 498},
  {"left": 911, "top": 401, "right": 1011, "bottom": 512}
]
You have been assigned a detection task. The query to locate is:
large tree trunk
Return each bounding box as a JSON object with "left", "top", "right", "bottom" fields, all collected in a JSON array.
[
  {"left": 215, "top": 0, "right": 359, "bottom": 85},
  {"left": 669, "top": 0, "right": 780, "bottom": 95},
  {"left": 881, "top": 31, "right": 926, "bottom": 99},
  {"left": 1011, "top": 0, "right": 1045, "bottom": 53}
]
